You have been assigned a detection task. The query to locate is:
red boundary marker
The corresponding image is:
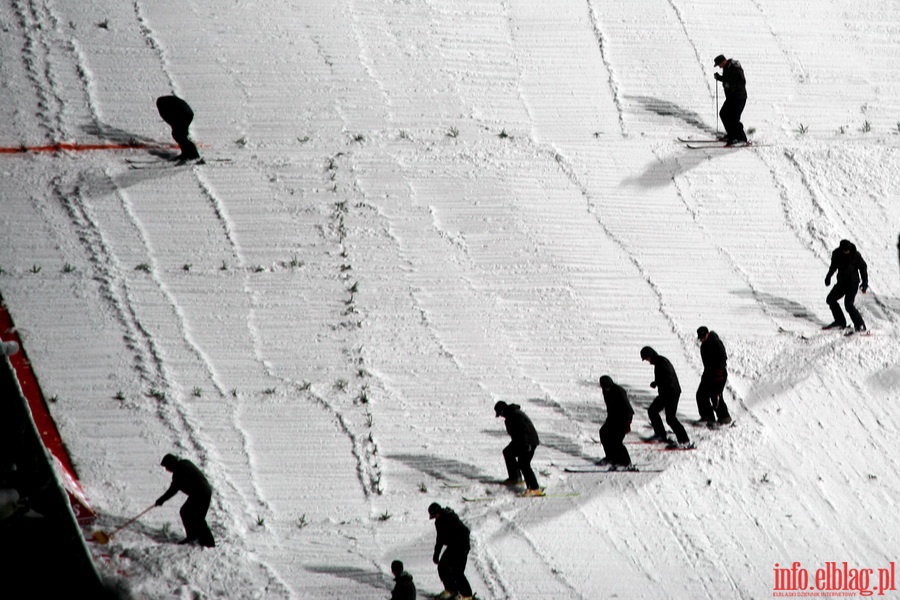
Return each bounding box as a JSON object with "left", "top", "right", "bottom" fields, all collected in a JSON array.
[
  {"left": 0, "top": 141, "right": 176, "bottom": 154},
  {"left": 0, "top": 294, "right": 96, "bottom": 524}
]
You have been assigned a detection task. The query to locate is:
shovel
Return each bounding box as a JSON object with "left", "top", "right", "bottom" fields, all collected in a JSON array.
[{"left": 92, "top": 505, "right": 155, "bottom": 545}]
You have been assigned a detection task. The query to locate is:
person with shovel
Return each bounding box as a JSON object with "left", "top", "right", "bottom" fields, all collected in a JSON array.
[{"left": 156, "top": 453, "right": 215, "bottom": 547}]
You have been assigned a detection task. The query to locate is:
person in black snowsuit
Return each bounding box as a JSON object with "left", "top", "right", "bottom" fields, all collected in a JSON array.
[
  {"left": 824, "top": 239, "right": 868, "bottom": 332},
  {"left": 713, "top": 54, "right": 748, "bottom": 145},
  {"left": 640, "top": 346, "right": 692, "bottom": 449},
  {"left": 493, "top": 401, "right": 542, "bottom": 495},
  {"left": 155, "top": 454, "right": 215, "bottom": 547},
  {"left": 156, "top": 95, "right": 201, "bottom": 161},
  {"left": 598, "top": 375, "right": 634, "bottom": 468},
  {"left": 695, "top": 326, "right": 732, "bottom": 426},
  {"left": 389, "top": 560, "right": 416, "bottom": 600},
  {"left": 428, "top": 503, "right": 473, "bottom": 600}
]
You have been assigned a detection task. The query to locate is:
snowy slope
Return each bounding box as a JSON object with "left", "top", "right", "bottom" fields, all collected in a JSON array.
[{"left": 1, "top": 0, "right": 899, "bottom": 598}]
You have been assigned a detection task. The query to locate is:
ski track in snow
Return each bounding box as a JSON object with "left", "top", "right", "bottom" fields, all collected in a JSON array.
[{"left": 0, "top": 0, "right": 899, "bottom": 598}]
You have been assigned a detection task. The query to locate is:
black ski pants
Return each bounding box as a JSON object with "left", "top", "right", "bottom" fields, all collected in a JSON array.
[
  {"left": 438, "top": 545, "right": 472, "bottom": 597},
  {"left": 156, "top": 96, "right": 200, "bottom": 160},
  {"left": 648, "top": 392, "right": 689, "bottom": 444},
  {"left": 719, "top": 96, "right": 747, "bottom": 143},
  {"left": 180, "top": 491, "right": 215, "bottom": 547},
  {"left": 599, "top": 417, "right": 632, "bottom": 466},
  {"left": 503, "top": 442, "right": 539, "bottom": 490},
  {"left": 696, "top": 371, "right": 730, "bottom": 423},
  {"left": 827, "top": 281, "right": 865, "bottom": 329}
]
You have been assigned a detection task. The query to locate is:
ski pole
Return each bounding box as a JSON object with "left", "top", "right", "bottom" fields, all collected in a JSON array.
[{"left": 715, "top": 83, "right": 719, "bottom": 137}]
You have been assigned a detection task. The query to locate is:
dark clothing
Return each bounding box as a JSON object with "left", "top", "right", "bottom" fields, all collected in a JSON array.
[
  {"left": 503, "top": 443, "right": 538, "bottom": 490},
  {"left": 826, "top": 243, "right": 868, "bottom": 287},
  {"left": 696, "top": 332, "right": 731, "bottom": 423},
  {"left": 719, "top": 60, "right": 747, "bottom": 99},
  {"left": 825, "top": 243, "right": 868, "bottom": 329},
  {"left": 648, "top": 392, "right": 689, "bottom": 444},
  {"left": 156, "top": 458, "right": 215, "bottom": 547},
  {"left": 648, "top": 355, "right": 689, "bottom": 444},
  {"left": 390, "top": 571, "right": 416, "bottom": 600},
  {"left": 502, "top": 404, "right": 540, "bottom": 448},
  {"left": 156, "top": 95, "right": 200, "bottom": 160},
  {"left": 500, "top": 404, "right": 540, "bottom": 490},
  {"left": 433, "top": 509, "right": 472, "bottom": 597},
  {"left": 651, "top": 355, "right": 681, "bottom": 397},
  {"left": 600, "top": 382, "right": 634, "bottom": 466},
  {"left": 717, "top": 60, "right": 748, "bottom": 143}
]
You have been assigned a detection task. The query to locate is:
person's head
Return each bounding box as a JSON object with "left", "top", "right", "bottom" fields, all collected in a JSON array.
[
  {"left": 494, "top": 401, "right": 508, "bottom": 418},
  {"left": 599, "top": 375, "right": 614, "bottom": 390},
  {"left": 839, "top": 239, "right": 853, "bottom": 254},
  {"left": 697, "top": 326, "right": 709, "bottom": 342},
  {"left": 640, "top": 346, "right": 658, "bottom": 363},
  {"left": 160, "top": 454, "right": 179, "bottom": 472},
  {"left": 714, "top": 54, "right": 727, "bottom": 68},
  {"left": 391, "top": 560, "right": 404, "bottom": 576},
  {"left": 428, "top": 502, "right": 442, "bottom": 520}
]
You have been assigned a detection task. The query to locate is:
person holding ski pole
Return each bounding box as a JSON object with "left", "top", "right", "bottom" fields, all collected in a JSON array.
[
  {"left": 641, "top": 346, "right": 694, "bottom": 449},
  {"left": 695, "top": 326, "right": 732, "bottom": 427},
  {"left": 494, "top": 401, "right": 544, "bottom": 496},
  {"left": 155, "top": 453, "right": 215, "bottom": 547},
  {"left": 428, "top": 503, "right": 473, "bottom": 600},
  {"left": 713, "top": 54, "right": 748, "bottom": 146},
  {"left": 598, "top": 375, "right": 634, "bottom": 469},
  {"left": 823, "top": 239, "right": 868, "bottom": 332}
]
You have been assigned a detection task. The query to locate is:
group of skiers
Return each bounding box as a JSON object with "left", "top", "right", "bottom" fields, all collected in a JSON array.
[{"left": 145, "top": 55, "right": 878, "bottom": 600}]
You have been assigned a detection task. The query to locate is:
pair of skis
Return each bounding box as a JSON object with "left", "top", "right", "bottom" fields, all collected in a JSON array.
[{"left": 678, "top": 137, "right": 755, "bottom": 150}]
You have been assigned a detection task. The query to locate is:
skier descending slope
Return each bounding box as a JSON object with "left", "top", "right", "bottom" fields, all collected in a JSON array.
[
  {"left": 156, "top": 95, "right": 201, "bottom": 162},
  {"left": 823, "top": 239, "right": 869, "bottom": 332},
  {"left": 494, "top": 401, "right": 544, "bottom": 496},
  {"left": 640, "top": 347, "right": 694, "bottom": 449},
  {"left": 597, "top": 375, "right": 635, "bottom": 469},
  {"left": 713, "top": 54, "right": 748, "bottom": 146},
  {"left": 428, "top": 503, "right": 473, "bottom": 600},
  {"left": 695, "top": 326, "right": 732, "bottom": 427}
]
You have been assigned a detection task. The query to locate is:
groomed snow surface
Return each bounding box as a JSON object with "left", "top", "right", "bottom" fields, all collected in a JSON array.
[{"left": 1, "top": 0, "right": 899, "bottom": 598}]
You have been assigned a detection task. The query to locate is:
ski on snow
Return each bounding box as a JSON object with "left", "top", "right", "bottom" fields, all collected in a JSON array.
[
  {"left": 563, "top": 465, "right": 663, "bottom": 473},
  {"left": 463, "top": 491, "right": 580, "bottom": 502},
  {"left": 685, "top": 142, "right": 757, "bottom": 150}
]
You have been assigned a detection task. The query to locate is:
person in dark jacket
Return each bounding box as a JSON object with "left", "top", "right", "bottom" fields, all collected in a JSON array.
[
  {"left": 389, "top": 560, "right": 416, "bottom": 600},
  {"left": 156, "top": 95, "right": 201, "bottom": 161},
  {"left": 155, "top": 454, "right": 215, "bottom": 547},
  {"left": 428, "top": 503, "right": 473, "bottom": 600},
  {"left": 640, "top": 346, "right": 693, "bottom": 449},
  {"left": 598, "top": 375, "right": 635, "bottom": 469},
  {"left": 493, "top": 401, "right": 543, "bottom": 496},
  {"left": 695, "top": 326, "right": 732, "bottom": 426},
  {"left": 713, "top": 54, "right": 748, "bottom": 145},
  {"left": 824, "top": 239, "right": 869, "bottom": 332}
]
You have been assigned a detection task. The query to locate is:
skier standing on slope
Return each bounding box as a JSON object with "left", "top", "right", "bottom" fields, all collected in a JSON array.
[
  {"left": 155, "top": 454, "right": 215, "bottom": 547},
  {"left": 695, "top": 326, "right": 732, "bottom": 427},
  {"left": 428, "top": 503, "right": 473, "bottom": 600},
  {"left": 598, "top": 375, "right": 635, "bottom": 469},
  {"left": 388, "top": 560, "right": 416, "bottom": 600},
  {"left": 641, "top": 347, "right": 694, "bottom": 449},
  {"left": 156, "top": 95, "right": 201, "bottom": 162},
  {"left": 713, "top": 54, "right": 748, "bottom": 146},
  {"left": 823, "top": 239, "right": 868, "bottom": 332},
  {"left": 493, "top": 401, "right": 544, "bottom": 496}
]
